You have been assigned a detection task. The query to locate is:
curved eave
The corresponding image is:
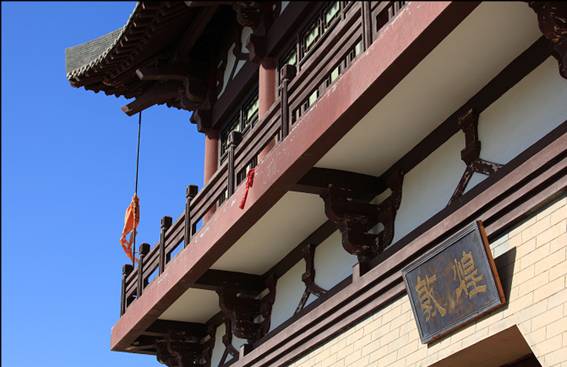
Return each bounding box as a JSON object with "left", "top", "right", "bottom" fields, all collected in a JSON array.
[{"left": 64, "top": 2, "right": 197, "bottom": 101}]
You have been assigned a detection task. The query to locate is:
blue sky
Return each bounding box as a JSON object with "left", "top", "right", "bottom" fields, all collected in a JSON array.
[{"left": 2, "top": 2, "right": 204, "bottom": 366}]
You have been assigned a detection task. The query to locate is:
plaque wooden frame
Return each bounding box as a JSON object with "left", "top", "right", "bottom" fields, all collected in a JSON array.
[{"left": 402, "top": 220, "right": 506, "bottom": 344}]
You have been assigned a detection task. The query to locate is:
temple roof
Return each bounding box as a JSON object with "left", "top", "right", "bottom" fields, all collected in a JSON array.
[{"left": 64, "top": 2, "right": 202, "bottom": 100}]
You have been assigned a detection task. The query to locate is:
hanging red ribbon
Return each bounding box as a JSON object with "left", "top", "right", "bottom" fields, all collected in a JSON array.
[{"left": 239, "top": 168, "right": 255, "bottom": 209}]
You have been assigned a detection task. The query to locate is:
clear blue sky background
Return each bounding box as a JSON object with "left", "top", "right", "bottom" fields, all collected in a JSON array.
[{"left": 2, "top": 2, "right": 204, "bottom": 366}]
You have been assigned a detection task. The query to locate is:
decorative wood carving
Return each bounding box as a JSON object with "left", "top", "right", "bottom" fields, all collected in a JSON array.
[
  {"left": 216, "top": 275, "right": 276, "bottom": 343},
  {"left": 320, "top": 170, "right": 403, "bottom": 267},
  {"left": 448, "top": 109, "right": 503, "bottom": 206},
  {"left": 154, "top": 326, "right": 215, "bottom": 367},
  {"left": 295, "top": 243, "right": 327, "bottom": 314},
  {"left": 232, "top": 2, "right": 277, "bottom": 63},
  {"left": 529, "top": 2, "right": 567, "bottom": 79}
]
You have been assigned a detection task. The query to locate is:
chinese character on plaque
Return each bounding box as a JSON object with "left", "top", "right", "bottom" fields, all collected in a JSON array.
[{"left": 402, "top": 221, "right": 505, "bottom": 344}]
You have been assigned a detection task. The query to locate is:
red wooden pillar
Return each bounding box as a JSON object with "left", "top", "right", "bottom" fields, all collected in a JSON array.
[
  {"left": 257, "top": 58, "right": 277, "bottom": 163},
  {"left": 204, "top": 129, "right": 219, "bottom": 222}
]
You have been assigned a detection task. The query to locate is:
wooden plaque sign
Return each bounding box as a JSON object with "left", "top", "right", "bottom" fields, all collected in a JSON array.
[{"left": 402, "top": 221, "right": 505, "bottom": 344}]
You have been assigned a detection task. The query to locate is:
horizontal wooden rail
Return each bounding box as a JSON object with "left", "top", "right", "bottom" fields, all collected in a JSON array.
[{"left": 119, "top": 0, "right": 407, "bottom": 315}]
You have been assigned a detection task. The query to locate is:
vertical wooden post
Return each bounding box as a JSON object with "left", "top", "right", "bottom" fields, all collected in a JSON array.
[
  {"left": 137, "top": 243, "right": 150, "bottom": 298},
  {"left": 362, "top": 1, "right": 372, "bottom": 50},
  {"left": 227, "top": 131, "right": 243, "bottom": 197},
  {"left": 159, "top": 216, "right": 172, "bottom": 275},
  {"left": 120, "top": 264, "right": 133, "bottom": 316},
  {"left": 184, "top": 185, "right": 199, "bottom": 248},
  {"left": 280, "top": 64, "right": 296, "bottom": 139}
]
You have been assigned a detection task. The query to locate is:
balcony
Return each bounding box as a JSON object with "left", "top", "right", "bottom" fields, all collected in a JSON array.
[{"left": 119, "top": 0, "right": 408, "bottom": 317}]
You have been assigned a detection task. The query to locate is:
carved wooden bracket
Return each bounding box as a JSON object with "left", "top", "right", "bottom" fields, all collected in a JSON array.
[
  {"left": 155, "top": 328, "right": 215, "bottom": 367},
  {"left": 232, "top": 2, "right": 277, "bottom": 63},
  {"left": 320, "top": 170, "right": 403, "bottom": 267},
  {"left": 295, "top": 243, "right": 327, "bottom": 314},
  {"left": 529, "top": 2, "right": 567, "bottom": 79},
  {"left": 217, "top": 276, "right": 276, "bottom": 343},
  {"left": 448, "top": 109, "right": 503, "bottom": 206}
]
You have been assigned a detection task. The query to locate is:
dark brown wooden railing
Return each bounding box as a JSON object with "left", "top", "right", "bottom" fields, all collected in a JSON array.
[{"left": 120, "top": 1, "right": 406, "bottom": 316}]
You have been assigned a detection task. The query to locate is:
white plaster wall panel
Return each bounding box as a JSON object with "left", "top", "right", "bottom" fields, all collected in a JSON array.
[
  {"left": 235, "top": 27, "right": 252, "bottom": 75},
  {"left": 270, "top": 260, "right": 305, "bottom": 331},
  {"left": 210, "top": 323, "right": 226, "bottom": 367},
  {"left": 313, "top": 230, "right": 357, "bottom": 290},
  {"left": 315, "top": 2, "right": 541, "bottom": 176},
  {"left": 210, "top": 323, "right": 247, "bottom": 367},
  {"left": 478, "top": 57, "right": 567, "bottom": 165},
  {"left": 393, "top": 132, "right": 465, "bottom": 243},
  {"left": 218, "top": 43, "right": 237, "bottom": 98}
]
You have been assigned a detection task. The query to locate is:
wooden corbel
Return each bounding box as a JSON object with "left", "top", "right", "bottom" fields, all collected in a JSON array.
[
  {"left": 320, "top": 170, "right": 403, "bottom": 268},
  {"left": 295, "top": 243, "right": 327, "bottom": 314},
  {"left": 448, "top": 109, "right": 503, "bottom": 206},
  {"left": 136, "top": 65, "right": 207, "bottom": 105},
  {"left": 154, "top": 327, "right": 214, "bottom": 367},
  {"left": 190, "top": 109, "right": 212, "bottom": 133},
  {"left": 232, "top": 2, "right": 277, "bottom": 63},
  {"left": 216, "top": 276, "right": 276, "bottom": 344},
  {"left": 529, "top": 2, "right": 567, "bottom": 79}
]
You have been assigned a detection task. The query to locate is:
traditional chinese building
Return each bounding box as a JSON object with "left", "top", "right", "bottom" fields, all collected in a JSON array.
[{"left": 65, "top": 2, "right": 567, "bottom": 366}]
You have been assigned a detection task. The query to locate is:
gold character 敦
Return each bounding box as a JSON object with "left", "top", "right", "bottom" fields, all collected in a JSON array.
[{"left": 416, "top": 274, "right": 447, "bottom": 321}]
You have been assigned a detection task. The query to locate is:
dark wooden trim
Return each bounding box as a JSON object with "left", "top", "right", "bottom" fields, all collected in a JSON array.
[
  {"left": 121, "top": 81, "right": 181, "bottom": 116},
  {"left": 120, "top": 264, "right": 134, "bottom": 316},
  {"left": 110, "top": 2, "right": 482, "bottom": 351},
  {"left": 292, "top": 167, "right": 384, "bottom": 197},
  {"left": 195, "top": 269, "right": 265, "bottom": 292},
  {"left": 159, "top": 216, "right": 173, "bottom": 275},
  {"left": 211, "top": 63, "right": 258, "bottom": 130},
  {"left": 143, "top": 319, "right": 208, "bottom": 337},
  {"left": 137, "top": 243, "right": 151, "bottom": 298},
  {"left": 382, "top": 35, "right": 552, "bottom": 181},
  {"left": 233, "top": 123, "right": 566, "bottom": 367}
]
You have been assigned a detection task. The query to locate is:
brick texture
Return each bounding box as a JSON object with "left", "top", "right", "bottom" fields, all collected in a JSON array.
[{"left": 290, "top": 197, "right": 567, "bottom": 367}]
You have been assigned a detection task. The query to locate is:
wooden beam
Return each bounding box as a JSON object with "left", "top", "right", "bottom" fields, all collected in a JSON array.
[
  {"left": 177, "top": 6, "right": 219, "bottom": 58},
  {"left": 292, "top": 167, "right": 384, "bottom": 197},
  {"left": 194, "top": 269, "right": 265, "bottom": 292},
  {"left": 144, "top": 320, "right": 207, "bottom": 337},
  {"left": 121, "top": 81, "right": 179, "bottom": 116},
  {"left": 185, "top": 1, "right": 231, "bottom": 8}
]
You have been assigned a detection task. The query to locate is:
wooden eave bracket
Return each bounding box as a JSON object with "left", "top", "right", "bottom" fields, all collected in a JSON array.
[
  {"left": 293, "top": 167, "right": 384, "bottom": 198},
  {"left": 129, "top": 320, "right": 215, "bottom": 367},
  {"left": 529, "top": 1, "right": 567, "bottom": 79},
  {"left": 295, "top": 243, "right": 327, "bottom": 314},
  {"left": 320, "top": 170, "right": 403, "bottom": 269},
  {"left": 448, "top": 109, "right": 503, "bottom": 206},
  {"left": 121, "top": 81, "right": 181, "bottom": 116},
  {"left": 216, "top": 276, "right": 276, "bottom": 344}
]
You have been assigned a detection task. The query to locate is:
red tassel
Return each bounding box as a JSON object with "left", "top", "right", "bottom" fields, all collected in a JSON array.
[{"left": 239, "top": 168, "right": 255, "bottom": 209}]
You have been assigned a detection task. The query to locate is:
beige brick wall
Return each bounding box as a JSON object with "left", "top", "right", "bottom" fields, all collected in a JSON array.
[{"left": 290, "top": 196, "right": 567, "bottom": 367}]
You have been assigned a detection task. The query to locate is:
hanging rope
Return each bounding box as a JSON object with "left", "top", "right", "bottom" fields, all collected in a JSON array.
[
  {"left": 120, "top": 111, "right": 142, "bottom": 266},
  {"left": 131, "top": 111, "right": 142, "bottom": 265}
]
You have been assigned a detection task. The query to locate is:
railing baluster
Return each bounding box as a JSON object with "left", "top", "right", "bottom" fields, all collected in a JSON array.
[
  {"left": 120, "top": 264, "right": 133, "bottom": 316},
  {"left": 184, "top": 185, "right": 199, "bottom": 247},
  {"left": 159, "top": 216, "right": 172, "bottom": 274},
  {"left": 227, "top": 131, "right": 243, "bottom": 197},
  {"left": 362, "top": 1, "right": 372, "bottom": 49},
  {"left": 137, "top": 243, "right": 150, "bottom": 298},
  {"left": 280, "top": 64, "right": 297, "bottom": 139}
]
